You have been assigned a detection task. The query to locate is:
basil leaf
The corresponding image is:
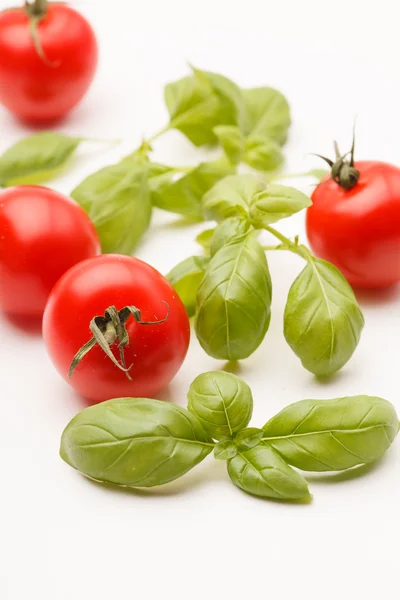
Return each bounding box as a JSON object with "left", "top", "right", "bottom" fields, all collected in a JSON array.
[
  {"left": 203, "top": 174, "right": 265, "bottom": 221},
  {"left": 0, "top": 132, "right": 81, "bottom": 186},
  {"left": 71, "top": 161, "right": 152, "bottom": 254},
  {"left": 196, "top": 228, "right": 216, "bottom": 250},
  {"left": 284, "top": 257, "right": 364, "bottom": 376},
  {"left": 307, "top": 168, "right": 329, "bottom": 181},
  {"left": 234, "top": 427, "right": 263, "bottom": 450},
  {"left": 213, "top": 125, "right": 244, "bottom": 164},
  {"left": 152, "top": 159, "right": 234, "bottom": 219},
  {"left": 166, "top": 255, "right": 209, "bottom": 317},
  {"left": 249, "top": 184, "right": 311, "bottom": 226},
  {"left": 210, "top": 216, "right": 252, "bottom": 256},
  {"left": 262, "top": 395, "right": 399, "bottom": 472},
  {"left": 195, "top": 232, "right": 272, "bottom": 360},
  {"left": 60, "top": 397, "right": 214, "bottom": 487},
  {"left": 214, "top": 439, "right": 238, "bottom": 460},
  {"left": 242, "top": 87, "right": 291, "bottom": 145},
  {"left": 187, "top": 371, "right": 253, "bottom": 439},
  {"left": 228, "top": 444, "right": 310, "bottom": 500},
  {"left": 244, "top": 134, "right": 284, "bottom": 172}
]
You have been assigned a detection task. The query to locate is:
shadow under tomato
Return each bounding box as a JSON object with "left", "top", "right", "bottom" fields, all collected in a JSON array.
[
  {"left": 3, "top": 311, "right": 43, "bottom": 335},
  {"left": 354, "top": 283, "right": 400, "bottom": 306}
]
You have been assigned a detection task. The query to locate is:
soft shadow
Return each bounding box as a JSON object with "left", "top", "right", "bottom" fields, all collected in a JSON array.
[
  {"left": 153, "top": 385, "right": 173, "bottom": 402},
  {"left": 151, "top": 215, "right": 203, "bottom": 232},
  {"left": 355, "top": 285, "right": 400, "bottom": 306},
  {"left": 220, "top": 361, "right": 242, "bottom": 375},
  {"left": 3, "top": 312, "right": 43, "bottom": 335},
  {"left": 18, "top": 114, "right": 68, "bottom": 131},
  {"left": 305, "top": 459, "right": 384, "bottom": 484},
  {"left": 314, "top": 369, "right": 351, "bottom": 387}
]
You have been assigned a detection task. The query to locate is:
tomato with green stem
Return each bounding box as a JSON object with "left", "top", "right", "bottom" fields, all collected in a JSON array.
[
  {"left": 0, "top": 0, "right": 98, "bottom": 122},
  {"left": 43, "top": 255, "right": 191, "bottom": 403}
]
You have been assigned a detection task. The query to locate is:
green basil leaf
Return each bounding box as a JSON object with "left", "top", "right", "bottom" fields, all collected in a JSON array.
[
  {"left": 242, "top": 87, "right": 291, "bottom": 145},
  {"left": 166, "top": 255, "right": 209, "bottom": 317},
  {"left": 213, "top": 125, "right": 244, "bottom": 164},
  {"left": 307, "top": 168, "right": 329, "bottom": 181},
  {"left": 71, "top": 161, "right": 152, "bottom": 254},
  {"left": 249, "top": 184, "right": 311, "bottom": 226},
  {"left": 203, "top": 174, "right": 265, "bottom": 221},
  {"left": 152, "top": 159, "right": 234, "bottom": 219},
  {"left": 196, "top": 228, "right": 216, "bottom": 250},
  {"left": 214, "top": 439, "right": 238, "bottom": 460},
  {"left": 195, "top": 232, "right": 272, "bottom": 360},
  {"left": 284, "top": 257, "right": 364, "bottom": 376},
  {"left": 262, "top": 395, "right": 399, "bottom": 472},
  {"left": 187, "top": 371, "right": 253, "bottom": 439},
  {"left": 227, "top": 444, "right": 310, "bottom": 500},
  {"left": 234, "top": 427, "right": 263, "bottom": 450},
  {"left": 60, "top": 397, "right": 214, "bottom": 487},
  {"left": 210, "top": 216, "right": 252, "bottom": 256},
  {"left": 244, "top": 134, "right": 284, "bottom": 172},
  {"left": 0, "top": 132, "right": 82, "bottom": 186}
]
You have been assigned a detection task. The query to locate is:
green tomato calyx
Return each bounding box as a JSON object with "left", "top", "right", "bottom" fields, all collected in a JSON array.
[
  {"left": 68, "top": 302, "right": 170, "bottom": 381},
  {"left": 313, "top": 126, "right": 360, "bottom": 191}
]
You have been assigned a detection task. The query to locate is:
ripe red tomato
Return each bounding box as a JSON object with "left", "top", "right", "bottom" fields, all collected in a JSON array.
[
  {"left": 0, "top": 3, "right": 98, "bottom": 122},
  {"left": 307, "top": 161, "right": 400, "bottom": 288},
  {"left": 43, "top": 255, "right": 191, "bottom": 403},
  {"left": 0, "top": 186, "right": 100, "bottom": 318}
]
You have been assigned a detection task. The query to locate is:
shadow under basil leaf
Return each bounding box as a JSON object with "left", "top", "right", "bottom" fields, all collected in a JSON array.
[
  {"left": 220, "top": 360, "right": 242, "bottom": 375},
  {"left": 304, "top": 458, "right": 385, "bottom": 484}
]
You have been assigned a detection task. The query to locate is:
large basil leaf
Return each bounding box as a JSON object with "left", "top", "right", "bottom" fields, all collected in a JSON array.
[
  {"left": 262, "top": 395, "right": 399, "bottom": 472},
  {"left": 60, "top": 397, "right": 214, "bottom": 487},
  {"left": 195, "top": 232, "right": 272, "bottom": 360},
  {"left": 242, "top": 87, "right": 291, "bottom": 145},
  {"left": 152, "top": 159, "right": 234, "bottom": 219},
  {"left": 187, "top": 371, "right": 253, "bottom": 439},
  {"left": 284, "top": 257, "right": 364, "bottom": 376},
  {"left": 0, "top": 132, "right": 81, "bottom": 186},
  {"left": 72, "top": 161, "right": 152, "bottom": 254},
  {"left": 203, "top": 174, "right": 265, "bottom": 221},
  {"left": 210, "top": 216, "right": 252, "bottom": 256},
  {"left": 249, "top": 184, "right": 311, "bottom": 226},
  {"left": 166, "top": 255, "right": 209, "bottom": 317},
  {"left": 227, "top": 444, "right": 310, "bottom": 500}
]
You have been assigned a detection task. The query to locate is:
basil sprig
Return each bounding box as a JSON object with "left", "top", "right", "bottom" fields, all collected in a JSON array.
[{"left": 60, "top": 371, "right": 399, "bottom": 501}]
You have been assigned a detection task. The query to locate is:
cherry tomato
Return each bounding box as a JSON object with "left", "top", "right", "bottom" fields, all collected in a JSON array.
[
  {"left": 0, "top": 186, "right": 100, "bottom": 318},
  {"left": 307, "top": 161, "right": 400, "bottom": 289},
  {"left": 0, "top": 3, "right": 98, "bottom": 122},
  {"left": 43, "top": 255, "right": 191, "bottom": 403}
]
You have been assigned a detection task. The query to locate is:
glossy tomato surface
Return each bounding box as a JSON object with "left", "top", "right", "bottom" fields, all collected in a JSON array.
[
  {"left": 0, "top": 4, "right": 98, "bottom": 121},
  {"left": 307, "top": 161, "right": 400, "bottom": 288},
  {"left": 43, "top": 255, "right": 191, "bottom": 403},
  {"left": 0, "top": 186, "right": 100, "bottom": 318}
]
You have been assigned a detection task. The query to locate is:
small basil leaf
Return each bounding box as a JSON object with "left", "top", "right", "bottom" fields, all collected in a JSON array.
[
  {"left": 196, "top": 228, "right": 216, "bottom": 250},
  {"left": 210, "top": 216, "right": 252, "bottom": 256},
  {"left": 262, "top": 395, "right": 399, "bottom": 472},
  {"left": 307, "top": 168, "right": 329, "bottom": 181},
  {"left": 244, "top": 134, "right": 284, "bottom": 172},
  {"left": 203, "top": 174, "right": 265, "bottom": 221},
  {"left": 0, "top": 132, "right": 81, "bottom": 186},
  {"left": 234, "top": 427, "right": 263, "bottom": 450},
  {"left": 213, "top": 125, "right": 244, "bottom": 164},
  {"left": 214, "top": 439, "right": 238, "bottom": 460},
  {"left": 152, "top": 159, "right": 234, "bottom": 219},
  {"left": 249, "top": 184, "right": 311, "bottom": 226},
  {"left": 284, "top": 257, "right": 364, "bottom": 376},
  {"left": 227, "top": 444, "right": 310, "bottom": 500},
  {"left": 187, "top": 371, "right": 253, "bottom": 440},
  {"left": 166, "top": 255, "right": 209, "bottom": 317},
  {"left": 71, "top": 161, "right": 152, "bottom": 254},
  {"left": 243, "top": 87, "right": 291, "bottom": 145},
  {"left": 196, "top": 232, "right": 272, "bottom": 360},
  {"left": 60, "top": 397, "right": 214, "bottom": 487}
]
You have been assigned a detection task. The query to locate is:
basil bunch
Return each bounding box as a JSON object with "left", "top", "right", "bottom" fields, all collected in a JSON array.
[
  {"left": 60, "top": 371, "right": 399, "bottom": 501},
  {"left": 168, "top": 174, "right": 365, "bottom": 377}
]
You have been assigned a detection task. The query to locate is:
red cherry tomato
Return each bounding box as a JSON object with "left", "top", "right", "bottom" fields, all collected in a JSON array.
[
  {"left": 0, "top": 186, "right": 100, "bottom": 318},
  {"left": 43, "top": 255, "right": 191, "bottom": 403},
  {"left": 0, "top": 3, "right": 98, "bottom": 122},
  {"left": 307, "top": 161, "right": 400, "bottom": 288}
]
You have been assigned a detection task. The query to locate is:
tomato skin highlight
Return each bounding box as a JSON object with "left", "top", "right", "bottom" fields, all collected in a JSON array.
[
  {"left": 43, "top": 255, "right": 191, "bottom": 403},
  {"left": 306, "top": 161, "right": 400, "bottom": 289},
  {"left": 0, "top": 5, "right": 98, "bottom": 122},
  {"left": 0, "top": 186, "right": 100, "bottom": 318}
]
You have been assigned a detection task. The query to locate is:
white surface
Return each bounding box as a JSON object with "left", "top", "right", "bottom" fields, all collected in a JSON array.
[{"left": 1, "top": 0, "right": 400, "bottom": 598}]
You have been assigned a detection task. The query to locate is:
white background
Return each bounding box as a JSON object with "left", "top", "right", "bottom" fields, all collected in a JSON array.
[{"left": 1, "top": 0, "right": 400, "bottom": 598}]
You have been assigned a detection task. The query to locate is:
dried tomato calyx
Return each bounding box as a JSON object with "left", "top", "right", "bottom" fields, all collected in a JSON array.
[{"left": 313, "top": 127, "right": 360, "bottom": 191}]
